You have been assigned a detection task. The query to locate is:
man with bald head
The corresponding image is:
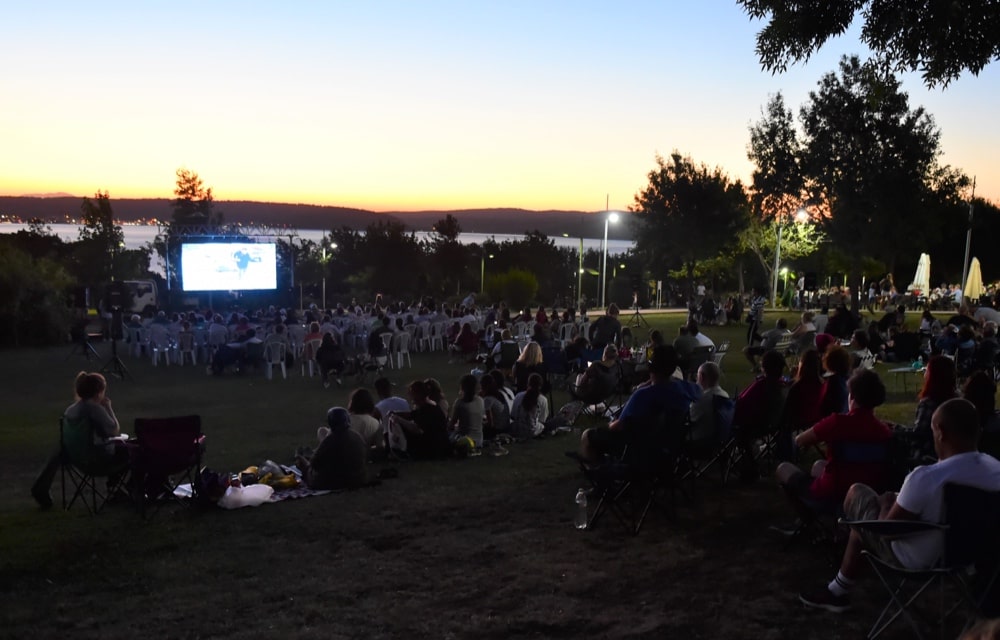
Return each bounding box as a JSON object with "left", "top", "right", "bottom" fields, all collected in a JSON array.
[{"left": 799, "top": 398, "right": 1000, "bottom": 613}]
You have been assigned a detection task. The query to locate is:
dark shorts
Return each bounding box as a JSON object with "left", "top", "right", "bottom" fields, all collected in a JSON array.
[
  {"left": 781, "top": 468, "right": 839, "bottom": 515},
  {"left": 586, "top": 426, "right": 629, "bottom": 458}
]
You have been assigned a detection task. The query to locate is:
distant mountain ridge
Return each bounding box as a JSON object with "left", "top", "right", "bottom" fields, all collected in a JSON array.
[{"left": 0, "top": 196, "right": 627, "bottom": 239}]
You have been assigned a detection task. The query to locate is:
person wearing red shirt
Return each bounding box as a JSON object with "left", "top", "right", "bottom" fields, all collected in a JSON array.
[{"left": 776, "top": 368, "right": 892, "bottom": 511}]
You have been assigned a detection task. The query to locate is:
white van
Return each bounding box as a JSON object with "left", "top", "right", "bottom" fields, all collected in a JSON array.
[{"left": 123, "top": 280, "right": 158, "bottom": 313}]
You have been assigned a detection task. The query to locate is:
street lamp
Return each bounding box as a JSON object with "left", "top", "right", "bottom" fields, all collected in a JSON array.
[
  {"left": 771, "top": 208, "right": 808, "bottom": 308},
  {"left": 321, "top": 241, "right": 337, "bottom": 311},
  {"left": 601, "top": 212, "right": 620, "bottom": 309},
  {"left": 480, "top": 252, "right": 494, "bottom": 294},
  {"left": 564, "top": 232, "right": 584, "bottom": 309}
]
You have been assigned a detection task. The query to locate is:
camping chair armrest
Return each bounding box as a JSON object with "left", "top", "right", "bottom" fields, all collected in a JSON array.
[{"left": 839, "top": 518, "right": 947, "bottom": 540}]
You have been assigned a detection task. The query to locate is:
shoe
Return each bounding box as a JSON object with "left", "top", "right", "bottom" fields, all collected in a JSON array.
[
  {"left": 323, "top": 381, "right": 330, "bottom": 389},
  {"left": 799, "top": 587, "right": 851, "bottom": 613},
  {"left": 769, "top": 520, "right": 802, "bottom": 538},
  {"left": 32, "top": 487, "right": 53, "bottom": 509},
  {"left": 335, "top": 378, "right": 342, "bottom": 386}
]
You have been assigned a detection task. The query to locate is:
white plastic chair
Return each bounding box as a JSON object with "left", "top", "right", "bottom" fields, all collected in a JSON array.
[
  {"left": 380, "top": 333, "right": 394, "bottom": 369},
  {"left": 177, "top": 332, "right": 198, "bottom": 365},
  {"left": 559, "top": 323, "right": 575, "bottom": 347},
  {"left": 395, "top": 332, "right": 412, "bottom": 368},
  {"left": 127, "top": 326, "right": 148, "bottom": 358},
  {"left": 301, "top": 338, "right": 322, "bottom": 376},
  {"left": 148, "top": 325, "right": 172, "bottom": 366},
  {"left": 264, "top": 342, "right": 287, "bottom": 380}
]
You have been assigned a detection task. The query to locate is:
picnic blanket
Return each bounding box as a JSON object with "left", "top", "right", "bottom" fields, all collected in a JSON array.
[{"left": 172, "top": 464, "right": 331, "bottom": 508}]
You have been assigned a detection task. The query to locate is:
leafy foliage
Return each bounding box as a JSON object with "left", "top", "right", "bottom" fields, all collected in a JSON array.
[
  {"left": 739, "top": 0, "right": 1000, "bottom": 87},
  {"left": 0, "top": 246, "right": 73, "bottom": 346},
  {"left": 172, "top": 168, "right": 220, "bottom": 225},
  {"left": 485, "top": 268, "right": 538, "bottom": 311},
  {"left": 631, "top": 153, "right": 749, "bottom": 290}
]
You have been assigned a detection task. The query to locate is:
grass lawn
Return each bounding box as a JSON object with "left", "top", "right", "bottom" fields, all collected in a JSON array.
[{"left": 1, "top": 312, "right": 928, "bottom": 639}]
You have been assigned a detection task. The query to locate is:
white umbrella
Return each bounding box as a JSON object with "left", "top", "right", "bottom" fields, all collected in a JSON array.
[
  {"left": 911, "top": 253, "right": 931, "bottom": 295},
  {"left": 965, "top": 257, "right": 984, "bottom": 302}
]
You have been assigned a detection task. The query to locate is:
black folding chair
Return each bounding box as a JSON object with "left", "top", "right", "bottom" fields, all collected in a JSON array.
[
  {"left": 60, "top": 418, "right": 130, "bottom": 515},
  {"left": 843, "top": 483, "right": 1000, "bottom": 639},
  {"left": 132, "top": 415, "right": 206, "bottom": 517}
]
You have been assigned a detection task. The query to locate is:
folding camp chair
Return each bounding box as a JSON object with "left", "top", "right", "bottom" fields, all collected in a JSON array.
[
  {"left": 844, "top": 483, "right": 1000, "bottom": 639},
  {"left": 567, "top": 409, "right": 687, "bottom": 535},
  {"left": 780, "top": 441, "right": 891, "bottom": 564},
  {"left": 60, "top": 417, "right": 130, "bottom": 515},
  {"left": 676, "top": 394, "right": 736, "bottom": 490},
  {"left": 132, "top": 415, "right": 205, "bottom": 517}
]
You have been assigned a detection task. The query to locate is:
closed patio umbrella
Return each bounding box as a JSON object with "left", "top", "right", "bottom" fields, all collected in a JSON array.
[
  {"left": 911, "top": 253, "right": 931, "bottom": 295},
  {"left": 965, "top": 257, "right": 984, "bottom": 302}
]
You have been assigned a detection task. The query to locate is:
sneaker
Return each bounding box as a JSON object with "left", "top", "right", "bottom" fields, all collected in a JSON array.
[
  {"left": 799, "top": 587, "right": 851, "bottom": 613},
  {"left": 323, "top": 381, "right": 330, "bottom": 389},
  {"left": 769, "top": 520, "right": 802, "bottom": 538}
]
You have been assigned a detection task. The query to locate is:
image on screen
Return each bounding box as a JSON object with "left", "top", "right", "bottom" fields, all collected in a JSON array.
[{"left": 181, "top": 242, "right": 278, "bottom": 291}]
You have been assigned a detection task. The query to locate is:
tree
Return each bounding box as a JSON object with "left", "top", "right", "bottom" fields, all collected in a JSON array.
[
  {"left": 428, "top": 214, "right": 470, "bottom": 297},
  {"left": 747, "top": 93, "right": 805, "bottom": 223},
  {"left": 631, "top": 153, "right": 749, "bottom": 292},
  {"left": 736, "top": 214, "right": 826, "bottom": 294},
  {"left": 75, "top": 191, "right": 125, "bottom": 285},
  {"left": 172, "top": 168, "right": 220, "bottom": 225},
  {"left": 798, "top": 56, "right": 969, "bottom": 307},
  {"left": 738, "top": 0, "right": 1000, "bottom": 87}
]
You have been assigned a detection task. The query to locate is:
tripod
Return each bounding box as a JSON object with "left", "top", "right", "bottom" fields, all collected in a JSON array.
[
  {"left": 628, "top": 303, "right": 649, "bottom": 329},
  {"left": 101, "top": 337, "right": 130, "bottom": 380},
  {"left": 101, "top": 308, "right": 129, "bottom": 380}
]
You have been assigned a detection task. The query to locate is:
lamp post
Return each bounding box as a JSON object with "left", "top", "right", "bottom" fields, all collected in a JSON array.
[
  {"left": 563, "top": 233, "right": 584, "bottom": 308},
  {"left": 321, "top": 241, "right": 337, "bottom": 311},
  {"left": 601, "top": 211, "right": 620, "bottom": 309},
  {"left": 480, "top": 252, "right": 493, "bottom": 294},
  {"left": 771, "top": 208, "right": 808, "bottom": 308}
]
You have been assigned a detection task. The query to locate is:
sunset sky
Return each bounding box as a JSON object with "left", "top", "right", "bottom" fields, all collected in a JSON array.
[{"left": 2, "top": 1, "right": 998, "bottom": 212}]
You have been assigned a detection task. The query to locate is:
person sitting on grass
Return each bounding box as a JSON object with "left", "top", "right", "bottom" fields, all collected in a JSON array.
[
  {"left": 479, "top": 372, "right": 511, "bottom": 439},
  {"left": 775, "top": 369, "right": 892, "bottom": 517},
  {"left": 315, "top": 332, "right": 345, "bottom": 388},
  {"left": 32, "top": 371, "right": 129, "bottom": 509},
  {"left": 510, "top": 373, "right": 550, "bottom": 440},
  {"left": 387, "top": 380, "right": 451, "bottom": 460},
  {"left": 798, "top": 398, "right": 1000, "bottom": 613},
  {"left": 450, "top": 374, "right": 485, "bottom": 449},
  {"left": 372, "top": 377, "right": 410, "bottom": 452},
  {"left": 295, "top": 407, "right": 368, "bottom": 490},
  {"left": 578, "top": 346, "right": 698, "bottom": 464},
  {"left": 512, "top": 342, "right": 548, "bottom": 394},
  {"left": 449, "top": 322, "right": 480, "bottom": 362},
  {"left": 819, "top": 346, "right": 852, "bottom": 417},
  {"left": 347, "top": 387, "right": 383, "bottom": 451}
]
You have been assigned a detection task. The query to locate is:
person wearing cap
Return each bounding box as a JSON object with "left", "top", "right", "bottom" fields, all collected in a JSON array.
[{"left": 295, "top": 407, "right": 368, "bottom": 490}]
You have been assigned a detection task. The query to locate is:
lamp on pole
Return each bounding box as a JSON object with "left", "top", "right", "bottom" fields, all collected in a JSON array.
[
  {"left": 600, "top": 212, "right": 620, "bottom": 309},
  {"left": 480, "top": 252, "right": 493, "bottom": 294},
  {"left": 771, "top": 208, "right": 808, "bottom": 308},
  {"left": 321, "top": 240, "right": 337, "bottom": 311},
  {"left": 563, "top": 233, "right": 584, "bottom": 309}
]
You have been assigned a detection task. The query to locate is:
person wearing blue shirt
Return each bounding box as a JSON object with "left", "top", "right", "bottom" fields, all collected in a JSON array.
[{"left": 578, "top": 345, "right": 699, "bottom": 463}]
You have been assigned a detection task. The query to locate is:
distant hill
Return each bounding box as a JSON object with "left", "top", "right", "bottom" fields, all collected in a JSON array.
[{"left": 0, "top": 197, "right": 629, "bottom": 239}]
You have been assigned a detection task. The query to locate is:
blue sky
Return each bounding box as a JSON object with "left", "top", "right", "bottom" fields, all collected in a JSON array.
[{"left": 2, "top": 0, "right": 996, "bottom": 211}]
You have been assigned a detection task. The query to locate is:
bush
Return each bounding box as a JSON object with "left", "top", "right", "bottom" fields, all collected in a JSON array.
[
  {"left": 0, "top": 246, "right": 73, "bottom": 347},
  {"left": 486, "top": 269, "right": 538, "bottom": 311}
]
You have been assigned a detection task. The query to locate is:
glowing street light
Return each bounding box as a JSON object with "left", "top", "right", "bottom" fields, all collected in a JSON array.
[
  {"left": 600, "top": 212, "right": 620, "bottom": 309},
  {"left": 321, "top": 240, "right": 337, "bottom": 310},
  {"left": 771, "top": 208, "right": 808, "bottom": 308},
  {"left": 480, "top": 252, "right": 494, "bottom": 294}
]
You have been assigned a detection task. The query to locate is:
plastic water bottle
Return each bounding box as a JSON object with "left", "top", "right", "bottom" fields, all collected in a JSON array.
[{"left": 574, "top": 488, "right": 589, "bottom": 530}]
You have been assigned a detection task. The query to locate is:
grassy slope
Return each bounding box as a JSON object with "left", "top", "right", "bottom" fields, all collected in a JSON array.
[{"left": 0, "top": 312, "right": 929, "bottom": 639}]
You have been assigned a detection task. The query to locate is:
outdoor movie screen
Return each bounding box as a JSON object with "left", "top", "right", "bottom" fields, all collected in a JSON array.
[{"left": 180, "top": 242, "right": 278, "bottom": 291}]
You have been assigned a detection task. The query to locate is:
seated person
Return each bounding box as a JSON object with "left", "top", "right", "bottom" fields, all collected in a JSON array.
[
  {"left": 512, "top": 342, "right": 548, "bottom": 394},
  {"left": 510, "top": 373, "right": 551, "bottom": 439},
  {"left": 776, "top": 369, "right": 892, "bottom": 514},
  {"left": 450, "top": 322, "right": 480, "bottom": 361},
  {"left": 688, "top": 321, "right": 715, "bottom": 348},
  {"left": 572, "top": 344, "right": 620, "bottom": 403},
  {"left": 819, "top": 346, "right": 852, "bottom": 417},
  {"left": 32, "top": 371, "right": 129, "bottom": 509},
  {"left": 798, "top": 398, "right": 1000, "bottom": 612},
  {"left": 386, "top": 380, "right": 451, "bottom": 459},
  {"left": 490, "top": 329, "right": 519, "bottom": 368},
  {"left": 789, "top": 311, "right": 817, "bottom": 353},
  {"left": 579, "top": 346, "right": 699, "bottom": 463},
  {"left": 672, "top": 324, "right": 700, "bottom": 369},
  {"left": 847, "top": 329, "right": 874, "bottom": 371},
  {"left": 314, "top": 332, "right": 345, "bottom": 388},
  {"left": 479, "top": 373, "right": 511, "bottom": 439},
  {"left": 347, "top": 388, "right": 383, "bottom": 451},
  {"left": 450, "top": 374, "right": 485, "bottom": 448},
  {"left": 744, "top": 318, "right": 789, "bottom": 372},
  {"left": 688, "top": 361, "right": 732, "bottom": 445},
  {"left": 732, "top": 350, "right": 788, "bottom": 478},
  {"left": 296, "top": 407, "right": 368, "bottom": 490}
]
